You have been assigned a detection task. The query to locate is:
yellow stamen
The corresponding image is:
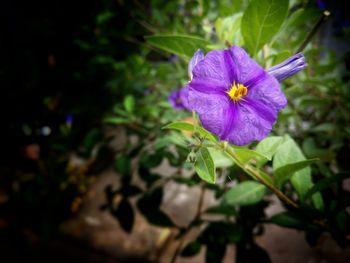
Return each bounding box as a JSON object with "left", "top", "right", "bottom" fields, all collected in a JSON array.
[{"left": 227, "top": 83, "right": 248, "bottom": 102}]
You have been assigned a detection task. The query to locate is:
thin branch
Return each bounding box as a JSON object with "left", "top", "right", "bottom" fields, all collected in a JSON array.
[{"left": 296, "top": 10, "right": 331, "bottom": 53}]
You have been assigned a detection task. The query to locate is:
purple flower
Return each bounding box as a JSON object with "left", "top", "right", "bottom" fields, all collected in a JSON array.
[
  {"left": 168, "top": 86, "right": 190, "bottom": 110},
  {"left": 168, "top": 49, "right": 204, "bottom": 110},
  {"left": 188, "top": 46, "right": 291, "bottom": 146},
  {"left": 267, "top": 53, "right": 307, "bottom": 81}
]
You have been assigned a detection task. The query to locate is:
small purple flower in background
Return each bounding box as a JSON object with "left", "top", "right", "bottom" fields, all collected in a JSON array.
[
  {"left": 168, "top": 87, "right": 190, "bottom": 110},
  {"left": 188, "top": 49, "right": 204, "bottom": 80},
  {"left": 188, "top": 46, "right": 306, "bottom": 146},
  {"left": 65, "top": 114, "right": 74, "bottom": 128},
  {"left": 168, "top": 49, "right": 204, "bottom": 110},
  {"left": 267, "top": 53, "right": 307, "bottom": 81}
]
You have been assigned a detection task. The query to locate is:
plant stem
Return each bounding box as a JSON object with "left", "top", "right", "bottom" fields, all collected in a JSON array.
[
  {"left": 223, "top": 145, "right": 298, "bottom": 209},
  {"left": 296, "top": 10, "right": 331, "bottom": 53}
]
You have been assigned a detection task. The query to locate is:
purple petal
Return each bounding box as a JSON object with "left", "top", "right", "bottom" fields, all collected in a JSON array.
[
  {"left": 192, "top": 50, "right": 232, "bottom": 88},
  {"left": 267, "top": 53, "right": 307, "bottom": 81},
  {"left": 188, "top": 49, "right": 204, "bottom": 80},
  {"left": 168, "top": 86, "right": 190, "bottom": 110},
  {"left": 245, "top": 71, "right": 287, "bottom": 111},
  {"left": 189, "top": 79, "right": 227, "bottom": 96},
  {"left": 222, "top": 99, "right": 278, "bottom": 146},
  {"left": 188, "top": 88, "right": 230, "bottom": 137},
  {"left": 223, "top": 49, "right": 238, "bottom": 84},
  {"left": 228, "top": 46, "right": 266, "bottom": 86}
]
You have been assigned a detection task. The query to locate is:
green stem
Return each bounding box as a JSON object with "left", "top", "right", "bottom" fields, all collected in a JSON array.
[
  {"left": 296, "top": 10, "right": 331, "bottom": 53},
  {"left": 222, "top": 144, "right": 298, "bottom": 209}
]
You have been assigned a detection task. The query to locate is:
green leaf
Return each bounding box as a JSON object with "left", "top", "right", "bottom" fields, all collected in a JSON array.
[
  {"left": 137, "top": 188, "right": 175, "bottom": 227},
  {"left": 274, "top": 159, "right": 318, "bottom": 188},
  {"left": 311, "top": 123, "right": 337, "bottom": 133},
  {"left": 208, "top": 148, "right": 234, "bottom": 167},
  {"left": 195, "top": 148, "right": 216, "bottom": 184},
  {"left": 269, "top": 211, "right": 318, "bottom": 231},
  {"left": 205, "top": 205, "right": 237, "bottom": 216},
  {"left": 215, "top": 13, "right": 243, "bottom": 45},
  {"left": 234, "top": 147, "right": 269, "bottom": 163},
  {"left": 163, "top": 121, "right": 217, "bottom": 142},
  {"left": 255, "top": 136, "right": 284, "bottom": 163},
  {"left": 241, "top": 0, "right": 289, "bottom": 56},
  {"left": 114, "top": 156, "right": 131, "bottom": 176},
  {"left": 304, "top": 172, "right": 350, "bottom": 200},
  {"left": 273, "top": 136, "right": 324, "bottom": 209},
  {"left": 111, "top": 198, "right": 134, "bottom": 233},
  {"left": 163, "top": 121, "right": 193, "bottom": 131},
  {"left": 145, "top": 34, "right": 209, "bottom": 59},
  {"left": 181, "top": 240, "right": 201, "bottom": 257},
  {"left": 104, "top": 117, "right": 129, "bottom": 124},
  {"left": 223, "top": 181, "right": 266, "bottom": 206},
  {"left": 124, "top": 95, "right": 135, "bottom": 113}
]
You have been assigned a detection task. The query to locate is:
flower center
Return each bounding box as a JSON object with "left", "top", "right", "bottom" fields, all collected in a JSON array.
[{"left": 227, "top": 83, "right": 248, "bottom": 102}]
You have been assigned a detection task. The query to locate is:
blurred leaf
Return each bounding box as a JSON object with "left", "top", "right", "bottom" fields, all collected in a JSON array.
[
  {"left": 274, "top": 159, "right": 318, "bottom": 188},
  {"left": 137, "top": 188, "right": 175, "bottom": 227},
  {"left": 181, "top": 240, "right": 201, "bottom": 257},
  {"left": 104, "top": 117, "right": 129, "bottom": 124},
  {"left": 112, "top": 198, "right": 134, "bottom": 233},
  {"left": 124, "top": 95, "right": 135, "bottom": 113},
  {"left": 302, "top": 137, "right": 335, "bottom": 161},
  {"left": 255, "top": 136, "right": 284, "bottom": 163},
  {"left": 195, "top": 148, "right": 216, "bottom": 184},
  {"left": 241, "top": 0, "right": 289, "bottom": 56},
  {"left": 200, "top": 222, "right": 242, "bottom": 244},
  {"left": 81, "top": 129, "right": 103, "bottom": 155},
  {"left": 205, "top": 244, "right": 226, "bottom": 263},
  {"left": 218, "top": 0, "right": 245, "bottom": 16},
  {"left": 205, "top": 205, "right": 236, "bottom": 216},
  {"left": 173, "top": 176, "right": 199, "bottom": 186},
  {"left": 96, "top": 10, "right": 114, "bottom": 25},
  {"left": 140, "top": 152, "right": 163, "bottom": 168},
  {"left": 223, "top": 181, "right": 266, "bottom": 206},
  {"left": 163, "top": 121, "right": 217, "bottom": 142},
  {"left": 311, "top": 123, "right": 337, "bottom": 133},
  {"left": 138, "top": 165, "right": 161, "bottom": 186},
  {"left": 269, "top": 211, "right": 318, "bottom": 231},
  {"left": 145, "top": 34, "right": 210, "bottom": 59},
  {"left": 114, "top": 156, "right": 131, "bottom": 176},
  {"left": 215, "top": 13, "right": 243, "bottom": 45},
  {"left": 121, "top": 185, "right": 142, "bottom": 197},
  {"left": 305, "top": 172, "right": 350, "bottom": 200}
]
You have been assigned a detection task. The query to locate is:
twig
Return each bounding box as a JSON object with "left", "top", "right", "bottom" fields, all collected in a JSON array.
[{"left": 296, "top": 10, "right": 331, "bottom": 53}]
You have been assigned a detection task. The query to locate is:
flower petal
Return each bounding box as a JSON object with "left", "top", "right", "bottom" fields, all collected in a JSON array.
[
  {"left": 222, "top": 99, "right": 278, "bottom": 145},
  {"left": 192, "top": 50, "right": 233, "bottom": 88},
  {"left": 245, "top": 71, "right": 287, "bottom": 111},
  {"left": 189, "top": 79, "right": 227, "bottom": 96},
  {"left": 267, "top": 53, "right": 307, "bottom": 81},
  {"left": 228, "top": 46, "right": 265, "bottom": 86},
  {"left": 188, "top": 88, "right": 230, "bottom": 137},
  {"left": 188, "top": 49, "right": 204, "bottom": 80}
]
